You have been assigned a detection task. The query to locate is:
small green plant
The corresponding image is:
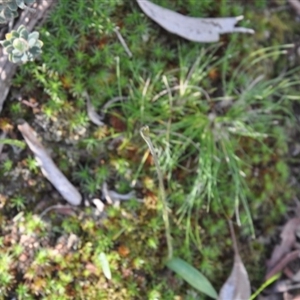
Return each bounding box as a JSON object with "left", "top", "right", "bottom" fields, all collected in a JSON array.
[
  {"left": 140, "top": 126, "right": 218, "bottom": 299},
  {"left": 0, "top": 253, "right": 13, "bottom": 295},
  {"left": 10, "top": 195, "right": 26, "bottom": 210},
  {"left": 0, "top": 24, "right": 43, "bottom": 63},
  {"left": 2, "top": 159, "right": 13, "bottom": 173},
  {"left": 0, "top": 0, "right": 35, "bottom": 23},
  {"left": 0, "top": 0, "right": 18, "bottom": 23},
  {"left": 16, "top": 284, "right": 32, "bottom": 300},
  {"left": 26, "top": 156, "right": 39, "bottom": 173}
]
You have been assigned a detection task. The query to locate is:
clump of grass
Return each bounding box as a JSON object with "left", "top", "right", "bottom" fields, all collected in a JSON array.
[{"left": 125, "top": 43, "right": 300, "bottom": 250}]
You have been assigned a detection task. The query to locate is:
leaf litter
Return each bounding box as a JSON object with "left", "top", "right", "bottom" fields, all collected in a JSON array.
[
  {"left": 218, "top": 221, "right": 251, "bottom": 300},
  {"left": 137, "top": 0, "right": 254, "bottom": 43},
  {"left": 261, "top": 215, "right": 300, "bottom": 299}
]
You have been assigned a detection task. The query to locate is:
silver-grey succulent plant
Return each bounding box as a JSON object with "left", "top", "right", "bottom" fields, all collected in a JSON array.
[
  {"left": 0, "top": 0, "right": 35, "bottom": 23},
  {"left": 0, "top": 24, "right": 43, "bottom": 63}
]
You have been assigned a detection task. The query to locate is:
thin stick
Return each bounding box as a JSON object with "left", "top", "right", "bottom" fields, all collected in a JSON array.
[
  {"left": 140, "top": 126, "right": 173, "bottom": 259},
  {"left": 114, "top": 27, "right": 132, "bottom": 58},
  {"left": 229, "top": 220, "right": 239, "bottom": 258}
]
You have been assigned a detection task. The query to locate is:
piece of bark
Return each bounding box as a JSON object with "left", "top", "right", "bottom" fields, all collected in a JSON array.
[
  {"left": 18, "top": 121, "right": 82, "bottom": 206},
  {"left": 0, "top": 0, "right": 55, "bottom": 114}
]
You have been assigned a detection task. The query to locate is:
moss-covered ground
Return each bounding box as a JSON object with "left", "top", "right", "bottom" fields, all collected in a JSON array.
[{"left": 1, "top": 0, "right": 300, "bottom": 299}]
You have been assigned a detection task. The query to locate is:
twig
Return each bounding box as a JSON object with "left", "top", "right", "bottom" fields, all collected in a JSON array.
[
  {"left": 114, "top": 26, "right": 132, "bottom": 58},
  {"left": 83, "top": 90, "right": 105, "bottom": 126},
  {"left": 40, "top": 204, "right": 77, "bottom": 218},
  {"left": 265, "top": 250, "right": 300, "bottom": 281},
  {"left": 102, "top": 96, "right": 128, "bottom": 113},
  {"left": 18, "top": 121, "right": 82, "bottom": 206},
  {"left": 102, "top": 182, "right": 140, "bottom": 204},
  {"left": 83, "top": 91, "right": 128, "bottom": 126}
]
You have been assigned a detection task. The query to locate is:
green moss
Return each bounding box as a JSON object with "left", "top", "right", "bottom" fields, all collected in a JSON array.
[{"left": 1, "top": 0, "right": 299, "bottom": 298}]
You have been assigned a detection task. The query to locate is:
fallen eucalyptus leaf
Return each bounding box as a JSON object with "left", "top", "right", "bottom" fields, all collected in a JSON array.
[
  {"left": 218, "top": 222, "right": 251, "bottom": 300},
  {"left": 99, "top": 252, "right": 112, "bottom": 280},
  {"left": 18, "top": 121, "right": 82, "bottom": 206},
  {"left": 266, "top": 218, "right": 300, "bottom": 273},
  {"left": 137, "top": 0, "right": 254, "bottom": 43},
  {"left": 166, "top": 257, "right": 218, "bottom": 299}
]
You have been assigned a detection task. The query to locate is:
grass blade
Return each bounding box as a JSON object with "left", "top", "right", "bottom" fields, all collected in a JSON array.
[{"left": 98, "top": 252, "right": 111, "bottom": 280}]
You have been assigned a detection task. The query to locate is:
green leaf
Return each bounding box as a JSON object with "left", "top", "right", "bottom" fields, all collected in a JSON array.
[
  {"left": 11, "top": 31, "right": 19, "bottom": 38},
  {"left": 36, "top": 40, "right": 43, "bottom": 48},
  {"left": 29, "top": 46, "right": 42, "bottom": 56},
  {"left": 17, "top": 25, "right": 26, "bottom": 33},
  {"left": 28, "top": 31, "right": 39, "bottom": 42},
  {"left": 0, "top": 138, "right": 26, "bottom": 149},
  {"left": 8, "top": 1, "right": 18, "bottom": 11},
  {"left": 98, "top": 252, "right": 111, "bottom": 280},
  {"left": 16, "top": 0, "right": 26, "bottom": 9},
  {"left": 19, "top": 28, "right": 29, "bottom": 40},
  {"left": 0, "top": 16, "right": 6, "bottom": 24},
  {"left": 21, "top": 53, "right": 28, "bottom": 63},
  {"left": 3, "top": 7, "right": 13, "bottom": 19},
  {"left": 13, "top": 38, "right": 28, "bottom": 53},
  {"left": 12, "top": 48, "right": 22, "bottom": 56},
  {"left": 1, "top": 40, "right": 10, "bottom": 47},
  {"left": 4, "top": 45, "right": 14, "bottom": 54},
  {"left": 166, "top": 257, "right": 218, "bottom": 299},
  {"left": 11, "top": 55, "right": 21, "bottom": 63}
]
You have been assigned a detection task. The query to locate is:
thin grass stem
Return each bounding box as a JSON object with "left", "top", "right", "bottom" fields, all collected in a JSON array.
[{"left": 140, "top": 126, "right": 173, "bottom": 259}]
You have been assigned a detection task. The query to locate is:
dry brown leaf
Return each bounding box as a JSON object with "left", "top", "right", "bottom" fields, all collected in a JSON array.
[
  {"left": 137, "top": 0, "right": 254, "bottom": 43},
  {"left": 18, "top": 121, "right": 82, "bottom": 206},
  {"left": 218, "top": 222, "right": 251, "bottom": 300},
  {"left": 267, "top": 218, "right": 300, "bottom": 272}
]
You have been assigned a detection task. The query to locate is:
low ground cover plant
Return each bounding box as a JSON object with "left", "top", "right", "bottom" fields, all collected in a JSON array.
[{"left": 1, "top": 0, "right": 300, "bottom": 299}]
